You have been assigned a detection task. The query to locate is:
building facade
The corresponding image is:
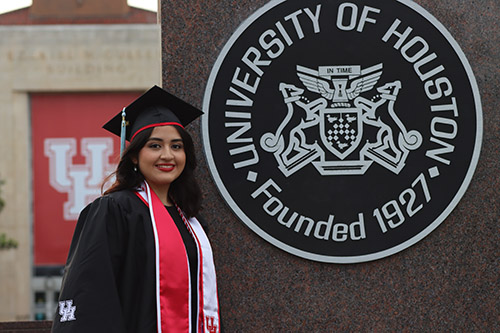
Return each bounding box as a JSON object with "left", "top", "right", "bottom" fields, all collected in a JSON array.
[{"left": 0, "top": 0, "right": 160, "bottom": 320}]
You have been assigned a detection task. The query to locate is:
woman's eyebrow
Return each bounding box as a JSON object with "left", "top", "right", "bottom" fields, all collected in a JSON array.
[
  {"left": 147, "top": 137, "right": 183, "bottom": 142},
  {"left": 147, "top": 137, "right": 163, "bottom": 142}
]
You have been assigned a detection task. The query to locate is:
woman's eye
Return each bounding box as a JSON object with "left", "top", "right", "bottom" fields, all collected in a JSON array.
[
  {"left": 172, "top": 144, "right": 184, "bottom": 150},
  {"left": 148, "top": 143, "right": 161, "bottom": 149}
]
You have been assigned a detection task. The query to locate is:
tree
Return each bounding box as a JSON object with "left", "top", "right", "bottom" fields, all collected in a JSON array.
[{"left": 0, "top": 179, "right": 18, "bottom": 249}]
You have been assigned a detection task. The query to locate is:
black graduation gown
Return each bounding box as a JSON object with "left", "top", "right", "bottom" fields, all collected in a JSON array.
[{"left": 52, "top": 190, "right": 163, "bottom": 333}]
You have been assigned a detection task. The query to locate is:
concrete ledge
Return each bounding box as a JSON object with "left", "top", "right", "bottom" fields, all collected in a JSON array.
[{"left": 0, "top": 321, "right": 52, "bottom": 332}]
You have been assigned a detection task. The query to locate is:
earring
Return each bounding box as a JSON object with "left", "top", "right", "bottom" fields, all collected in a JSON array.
[{"left": 133, "top": 165, "right": 138, "bottom": 172}]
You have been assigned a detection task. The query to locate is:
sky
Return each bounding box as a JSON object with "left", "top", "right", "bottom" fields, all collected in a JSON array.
[{"left": 0, "top": 0, "right": 157, "bottom": 14}]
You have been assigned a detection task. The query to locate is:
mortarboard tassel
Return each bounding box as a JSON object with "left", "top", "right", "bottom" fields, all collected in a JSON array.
[{"left": 120, "top": 107, "right": 127, "bottom": 157}]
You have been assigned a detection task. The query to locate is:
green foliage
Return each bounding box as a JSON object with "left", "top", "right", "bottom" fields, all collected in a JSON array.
[
  {"left": 0, "top": 178, "right": 18, "bottom": 250},
  {"left": 0, "top": 233, "right": 18, "bottom": 249}
]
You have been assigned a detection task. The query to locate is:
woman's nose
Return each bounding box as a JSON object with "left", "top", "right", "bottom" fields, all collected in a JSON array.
[{"left": 160, "top": 147, "right": 173, "bottom": 159}]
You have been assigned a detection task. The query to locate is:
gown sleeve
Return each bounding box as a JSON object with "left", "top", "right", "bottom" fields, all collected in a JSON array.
[{"left": 51, "top": 196, "right": 128, "bottom": 333}]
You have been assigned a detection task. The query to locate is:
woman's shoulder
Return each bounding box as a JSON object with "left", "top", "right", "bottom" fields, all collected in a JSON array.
[
  {"left": 87, "top": 189, "right": 144, "bottom": 213},
  {"left": 105, "top": 189, "right": 145, "bottom": 205},
  {"left": 103, "top": 189, "right": 138, "bottom": 201}
]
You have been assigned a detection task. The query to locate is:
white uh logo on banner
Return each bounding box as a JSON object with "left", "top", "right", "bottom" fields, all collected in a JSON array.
[{"left": 44, "top": 138, "right": 116, "bottom": 221}]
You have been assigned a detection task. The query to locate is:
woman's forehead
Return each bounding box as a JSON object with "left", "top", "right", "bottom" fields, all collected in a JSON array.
[{"left": 149, "top": 125, "right": 183, "bottom": 139}]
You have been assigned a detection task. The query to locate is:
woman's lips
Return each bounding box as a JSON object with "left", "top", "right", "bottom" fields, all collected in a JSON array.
[{"left": 156, "top": 164, "right": 175, "bottom": 172}]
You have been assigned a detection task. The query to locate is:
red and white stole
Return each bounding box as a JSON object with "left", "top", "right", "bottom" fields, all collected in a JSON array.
[{"left": 136, "top": 181, "right": 220, "bottom": 333}]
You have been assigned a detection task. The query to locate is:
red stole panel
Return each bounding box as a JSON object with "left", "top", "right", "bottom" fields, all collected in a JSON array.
[
  {"left": 136, "top": 182, "right": 220, "bottom": 333},
  {"left": 136, "top": 185, "right": 190, "bottom": 332}
]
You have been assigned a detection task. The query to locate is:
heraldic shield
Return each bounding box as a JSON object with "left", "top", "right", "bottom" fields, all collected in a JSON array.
[{"left": 320, "top": 107, "right": 363, "bottom": 160}]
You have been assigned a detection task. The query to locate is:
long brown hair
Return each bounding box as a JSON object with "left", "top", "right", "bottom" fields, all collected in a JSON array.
[{"left": 102, "top": 126, "right": 201, "bottom": 217}]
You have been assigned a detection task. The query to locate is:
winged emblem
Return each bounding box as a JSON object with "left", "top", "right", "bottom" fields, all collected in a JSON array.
[{"left": 296, "top": 63, "right": 383, "bottom": 104}]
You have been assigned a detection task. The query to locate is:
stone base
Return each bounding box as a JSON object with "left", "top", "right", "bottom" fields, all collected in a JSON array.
[{"left": 0, "top": 321, "right": 52, "bottom": 332}]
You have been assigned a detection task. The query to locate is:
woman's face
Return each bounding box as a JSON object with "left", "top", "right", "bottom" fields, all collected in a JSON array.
[{"left": 136, "top": 125, "right": 186, "bottom": 193}]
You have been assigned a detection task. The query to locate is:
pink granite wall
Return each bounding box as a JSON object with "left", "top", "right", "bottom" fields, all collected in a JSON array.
[{"left": 160, "top": 0, "right": 498, "bottom": 331}]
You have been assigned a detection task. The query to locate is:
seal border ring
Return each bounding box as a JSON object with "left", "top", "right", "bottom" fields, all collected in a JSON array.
[{"left": 201, "top": 0, "right": 483, "bottom": 263}]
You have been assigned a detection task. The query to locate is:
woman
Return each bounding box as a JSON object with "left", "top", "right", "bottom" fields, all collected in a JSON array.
[{"left": 51, "top": 86, "right": 220, "bottom": 333}]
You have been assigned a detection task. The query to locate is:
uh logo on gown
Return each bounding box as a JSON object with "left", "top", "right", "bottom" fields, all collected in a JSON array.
[{"left": 202, "top": 0, "right": 482, "bottom": 263}]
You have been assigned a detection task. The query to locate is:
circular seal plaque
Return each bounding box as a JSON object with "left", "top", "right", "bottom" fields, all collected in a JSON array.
[{"left": 202, "top": 0, "right": 482, "bottom": 263}]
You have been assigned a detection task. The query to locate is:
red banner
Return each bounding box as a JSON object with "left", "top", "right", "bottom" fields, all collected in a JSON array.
[{"left": 32, "top": 92, "right": 140, "bottom": 266}]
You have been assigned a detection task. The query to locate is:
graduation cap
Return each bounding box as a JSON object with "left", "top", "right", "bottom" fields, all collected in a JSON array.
[{"left": 103, "top": 85, "right": 203, "bottom": 155}]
